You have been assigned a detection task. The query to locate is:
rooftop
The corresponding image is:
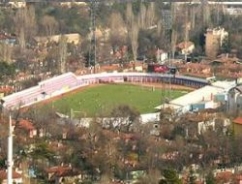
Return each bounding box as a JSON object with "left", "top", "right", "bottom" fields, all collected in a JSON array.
[
  {"left": 0, "top": 170, "right": 21, "bottom": 180},
  {"left": 233, "top": 117, "right": 242, "bottom": 125},
  {"left": 156, "top": 85, "right": 224, "bottom": 110},
  {"left": 18, "top": 119, "right": 35, "bottom": 131}
]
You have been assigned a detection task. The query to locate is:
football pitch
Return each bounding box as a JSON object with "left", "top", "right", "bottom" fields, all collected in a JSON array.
[{"left": 51, "top": 84, "right": 186, "bottom": 117}]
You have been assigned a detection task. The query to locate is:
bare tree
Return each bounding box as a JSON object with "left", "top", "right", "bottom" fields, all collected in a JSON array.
[
  {"left": 0, "top": 43, "right": 13, "bottom": 63},
  {"left": 146, "top": 2, "right": 156, "bottom": 28},
  {"left": 14, "top": 6, "right": 37, "bottom": 52},
  {"left": 110, "top": 104, "right": 140, "bottom": 133},
  {"left": 171, "top": 29, "right": 178, "bottom": 59},
  {"left": 129, "top": 20, "right": 139, "bottom": 62},
  {"left": 126, "top": 3, "right": 134, "bottom": 28},
  {"left": 138, "top": 3, "right": 146, "bottom": 29},
  {"left": 170, "top": 3, "right": 178, "bottom": 59},
  {"left": 201, "top": 0, "right": 211, "bottom": 27},
  {"left": 109, "top": 11, "right": 127, "bottom": 53},
  {"left": 125, "top": 3, "right": 139, "bottom": 62},
  {"left": 58, "top": 35, "right": 68, "bottom": 74},
  {"left": 157, "top": 19, "right": 162, "bottom": 37},
  {"left": 39, "top": 15, "right": 59, "bottom": 36}
]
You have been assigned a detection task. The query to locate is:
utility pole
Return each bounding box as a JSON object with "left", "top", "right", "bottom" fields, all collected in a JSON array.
[
  {"left": 7, "top": 115, "right": 13, "bottom": 184},
  {"left": 89, "top": 0, "right": 97, "bottom": 73},
  {"left": 184, "top": 4, "right": 190, "bottom": 62}
]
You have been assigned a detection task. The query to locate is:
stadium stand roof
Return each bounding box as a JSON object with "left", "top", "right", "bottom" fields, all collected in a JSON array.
[{"left": 155, "top": 81, "right": 234, "bottom": 112}]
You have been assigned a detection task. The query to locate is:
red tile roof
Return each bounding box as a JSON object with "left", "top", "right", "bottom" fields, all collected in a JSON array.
[
  {"left": 233, "top": 117, "right": 242, "bottom": 125},
  {"left": 216, "top": 171, "right": 233, "bottom": 183},
  {"left": 0, "top": 86, "right": 14, "bottom": 93},
  {"left": 177, "top": 41, "right": 194, "bottom": 49},
  {"left": 18, "top": 119, "right": 35, "bottom": 131},
  {"left": 0, "top": 170, "right": 21, "bottom": 179},
  {"left": 46, "top": 166, "right": 79, "bottom": 177}
]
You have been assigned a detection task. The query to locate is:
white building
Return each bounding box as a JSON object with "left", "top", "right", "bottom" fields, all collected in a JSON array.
[
  {"left": 156, "top": 81, "right": 236, "bottom": 114},
  {"left": 176, "top": 41, "right": 195, "bottom": 55},
  {"left": 156, "top": 49, "right": 168, "bottom": 63}
]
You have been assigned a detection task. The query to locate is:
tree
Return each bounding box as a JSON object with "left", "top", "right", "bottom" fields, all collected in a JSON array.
[
  {"left": 125, "top": 3, "right": 139, "bottom": 62},
  {"left": 0, "top": 61, "right": 15, "bottom": 82},
  {"left": 126, "top": 3, "right": 134, "bottom": 28},
  {"left": 14, "top": 6, "right": 37, "bottom": 52},
  {"left": 39, "top": 15, "right": 59, "bottom": 36},
  {"left": 205, "top": 171, "right": 216, "bottom": 184},
  {"left": 138, "top": 3, "right": 146, "bottom": 29},
  {"left": 220, "top": 34, "right": 231, "bottom": 53},
  {"left": 146, "top": 2, "right": 156, "bottom": 28},
  {"left": 187, "top": 167, "right": 196, "bottom": 184},
  {"left": 170, "top": 4, "right": 178, "bottom": 59},
  {"left": 159, "top": 169, "right": 182, "bottom": 184},
  {"left": 109, "top": 11, "right": 127, "bottom": 54},
  {"left": 110, "top": 104, "right": 140, "bottom": 133},
  {"left": 0, "top": 43, "right": 13, "bottom": 63},
  {"left": 129, "top": 21, "right": 139, "bottom": 62},
  {"left": 58, "top": 35, "right": 68, "bottom": 74}
]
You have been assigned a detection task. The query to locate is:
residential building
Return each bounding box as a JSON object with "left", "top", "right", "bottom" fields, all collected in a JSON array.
[
  {"left": 0, "top": 32, "right": 17, "bottom": 45},
  {"left": 176, "top": 41, "right": 195, "bottom": 55},
  {"left": 156, "top": 49, "right": 168, "bottom": 63},
  {"left": 205, "top": 27, "right": 228, "bottom": 59},
  {"left": 34, "top": 33, "right": 81, "bottom": 47},
  {"left": 45, "top": 165, "right": 81, "bottom": 184},
  {"left": 0, "top": 169, "right": 23, "bottom": 184},
  {"left": 7, "top": 1, "right": 26, "bottom": 8},
  {"left": 59, "top": 2, "right": 87, "bottom": 7},
  {"left": 17, "top": 119, "right": 37, "bottom": 138},
  {"left": 233, "top": 117, "right": 242, "bottom": 136},
  {"left": 226, "top": 84, "right": 242, "bottom": 114}
]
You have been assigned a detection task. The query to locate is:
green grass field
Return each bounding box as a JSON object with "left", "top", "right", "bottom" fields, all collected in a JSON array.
[{"left": 50, "top": 84, "right": 186, "bottom": 117}]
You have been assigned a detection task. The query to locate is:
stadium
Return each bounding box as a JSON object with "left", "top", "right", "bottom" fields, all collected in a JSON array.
[{"left": 1, "top": 72, "right": 237, "bottom": 120}]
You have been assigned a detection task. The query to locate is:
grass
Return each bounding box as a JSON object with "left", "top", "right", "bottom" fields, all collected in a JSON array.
[{"left": 50, "top": 84, "right": 186, "bottom": 117}]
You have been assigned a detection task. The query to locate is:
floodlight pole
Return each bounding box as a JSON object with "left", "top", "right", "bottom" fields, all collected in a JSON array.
[
  {"left": 89, "top": 0, "right": 97, "bottom": 73},
  {"left": 7, "top": 115, "right": 13, "bottom": 184}
]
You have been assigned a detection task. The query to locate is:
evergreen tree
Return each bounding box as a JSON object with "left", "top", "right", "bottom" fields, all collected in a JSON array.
[
  {"left": 159, "top": 169, "right": 182, "bottom": 184},
  {"left": 187, "top": 167, "right": 196, "bottom": 184},
  {"left": 206, "top": 171, "right": 216, "bottom": 184}
]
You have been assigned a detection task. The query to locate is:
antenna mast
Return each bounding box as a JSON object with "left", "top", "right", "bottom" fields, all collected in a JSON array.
[
  {"left": 89, "top": 0, "right": 97, "bottom": 73},
  {"left": 184, "top": 4, "right": 190, "bottom": 62}
]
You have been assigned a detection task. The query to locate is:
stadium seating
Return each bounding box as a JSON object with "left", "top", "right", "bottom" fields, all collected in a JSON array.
[
  {"left": 2, "top": 86, "right": 41, "bottom": 109},
  {"left": 40, "top": 73, "right": 78, "bottom": 95}
]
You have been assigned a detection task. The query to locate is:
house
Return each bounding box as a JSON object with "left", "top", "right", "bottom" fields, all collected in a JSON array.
[
  {"left": 0, "top": 169, "right": 23, "bottom": 184},
  {"left": 227, "top": 84, "right": 242, "bottom": 114},
  {"left": 16, "top": 119, "right": 37, "bottom": 138},
  {"left": 45, "top": 165, "right": 82, "bottom": 184},
  {"left": 205, "top": 27, "right": 228, "bottom": 59},
  {"left": 7, "top": 1, "right": 26, "bottom": 8},
  {"left": 215, "top": 170, "right": 234, "bottom": 184},
  {"left": 233, "top": 117, "right": 242, "bottom": 136},
  {"left": 59, "top": 2, "right": 87, "bottom": 7},
  {"left": 34, "top": 33, "right": 81, "bottom": 46},
  {"left": 0, "top": 85, "right": 14, "bottom": 96},
  {"left": 0, "top": 32, "right": 17, "bottom": 45},
  {"left": 235, "top": 174, "right": 242, "bottom": 184},
  {"left": 156, "top": 49, "right": 168, "bottom": 63},
  {"left": 176, "top": 41, "right": 195, "bottom": 55}
]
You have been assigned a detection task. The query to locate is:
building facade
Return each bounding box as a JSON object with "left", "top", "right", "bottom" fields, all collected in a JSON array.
[{"left": 205, "top": 27, "right": 228, "bottom": 59}]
